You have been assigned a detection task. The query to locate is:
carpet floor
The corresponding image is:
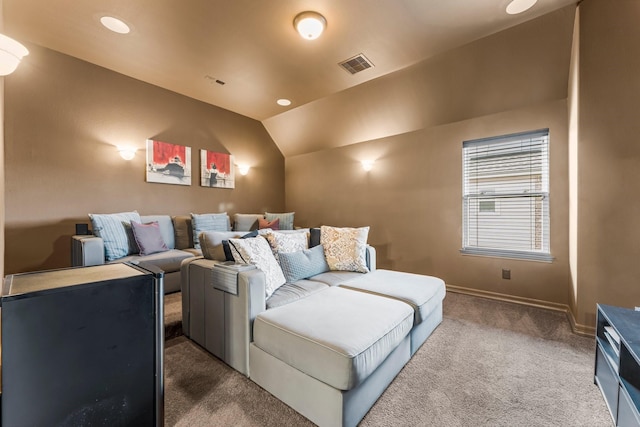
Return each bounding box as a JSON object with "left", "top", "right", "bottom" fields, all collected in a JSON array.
[{"left": 163, "top": 291, "right": 612, "bottom": 426}]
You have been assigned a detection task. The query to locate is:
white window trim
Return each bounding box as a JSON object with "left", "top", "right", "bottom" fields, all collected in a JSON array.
[{"left": 461, "top": 129, "right": 554, "bottom": 263}]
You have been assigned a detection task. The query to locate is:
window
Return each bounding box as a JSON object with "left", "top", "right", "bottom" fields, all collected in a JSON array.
[
  {"left": 462, "top": 129, "right": 552, "bottom": 262},
  {"left": 478, "top": 200, "right": 496, "bottom": 213}
]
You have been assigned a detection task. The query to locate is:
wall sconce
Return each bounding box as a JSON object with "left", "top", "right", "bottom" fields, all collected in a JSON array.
[
  {"left": 237, "top": 164, "right": 250, "bottom": 176},
  {"left": 118, "top": 146, "right": 136, "bottom": 160},
  {"left": 294, "top": 11, "right": 327, "bottom": 40},
  {"left": 361, "top": 160, "right": 375, "bottom": 171},
  {"left": 0, "top": 34, "right": 29, "bottom": 76}
]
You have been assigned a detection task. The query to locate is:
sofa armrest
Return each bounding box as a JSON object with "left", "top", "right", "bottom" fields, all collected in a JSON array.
[
  {"left": 181, "top": 258, "right": 266, "bottom": 376},
  {"left": 366, "top": 245, "right": 376, "bottom": 272},
  {"left": 71, "top": 235, "right": 105, "bottom": 267}
]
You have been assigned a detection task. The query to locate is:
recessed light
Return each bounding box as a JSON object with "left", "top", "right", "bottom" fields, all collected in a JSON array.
[
  {"left": 506, "top": 0, "right": 537, "bottom": 14},
  {"left": 277, "top": 99, "right": 292, "bottom": 106},
  {"left": 100, "top": 16, "right": 130, "bottom": 34}
]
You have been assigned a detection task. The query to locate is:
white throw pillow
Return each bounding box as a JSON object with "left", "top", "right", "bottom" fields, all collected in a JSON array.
[
  {"left": 264, "top": 230, "right": 309, "bottom": 262},
  {"left": 320, "top": 225, "right": 370, "bottom": 273},
  {"left": 228, "top": 236, "right": 286, "bottom": 298}
]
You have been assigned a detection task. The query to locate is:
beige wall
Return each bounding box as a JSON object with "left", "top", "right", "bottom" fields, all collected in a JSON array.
[
  {"left": 285, "top": 8, "right": 575, "bottom": 306},
  {"left": 4, "top": 44, "right": 284, "bottom": 274},
  {"left": 573, "top": 0, "right": 640, "bottom": 325},
  {"left": 287, "top": 100, "right": 570, "bottom": 305}
]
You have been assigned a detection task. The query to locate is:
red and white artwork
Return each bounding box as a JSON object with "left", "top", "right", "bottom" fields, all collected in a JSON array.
[
  {"left": 146, "top": 139, "right": 192, "bottom": 186},
  {"left": 200, "top": 150, "right": 235, "bottom": 189}
]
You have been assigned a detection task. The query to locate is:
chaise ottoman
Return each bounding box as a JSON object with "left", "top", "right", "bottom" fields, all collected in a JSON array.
[
  {"left": 249, "top": 286, "right": 414, "bottom": 427},
  {"left": 338, "top": 269, "right": 446, "bottom": 355}
]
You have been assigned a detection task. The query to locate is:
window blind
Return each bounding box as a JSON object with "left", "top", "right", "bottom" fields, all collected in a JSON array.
[{"left": 462, "top": 129, "right": 552, "bottom": 262}]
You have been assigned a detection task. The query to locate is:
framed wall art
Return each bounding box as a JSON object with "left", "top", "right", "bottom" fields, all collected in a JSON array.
[
  {"left": 200, "top": 150, "right": 235, "bottom": 189},
  {"left": 146, "top": 139, "right": 191, "bottom": 186}
]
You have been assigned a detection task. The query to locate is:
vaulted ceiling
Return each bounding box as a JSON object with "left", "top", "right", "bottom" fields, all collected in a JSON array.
[{"left": 5, "top": 0, "right": 577, "bottom": 154}]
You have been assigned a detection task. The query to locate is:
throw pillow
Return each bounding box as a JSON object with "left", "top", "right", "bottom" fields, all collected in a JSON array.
[
  {"left": 320, "top": 225, "right": 370, "bottom": 273},
  {"left": 200, "top": 230, "right": 249, "bottom": 261},
  {"left": 89, "top": 211, "right": 142, "bottom": 261},
  {"left": 233, "top": 213, "right": 264, "bottom": 231},
  {"left": 131, "top": 221, "right": 169, "bottom": 256},
  {"left": 258, "top": 217, "right": 279, "bottom": 230},
  {"left": 278, "top": 245, "right": 330, "bottom": 283},
  {"left": 172, "top": 215, "right": 194, "bottom": 249},
  {"left": 265, "top": 212, "right": 295, "bottom": 230},
  {"left": 309, "top": 227, "right": 321, "bottom": 248},
  {"left": 228, "top": 236, "right": 286, "bottom": 298},
  {"left": 264, "top": 230, "right": 309, "bottom": 262},
  {"left": 191, "top": 213, "right": 231, "bottom": 249},
  {"left": 222, "top": 230, "right": 259, "bottom": 261}
]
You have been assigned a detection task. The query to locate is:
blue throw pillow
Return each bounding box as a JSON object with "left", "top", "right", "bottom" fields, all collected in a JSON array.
[
  {"left": 191, "top": 212, "right": 231, "bottom": 248},
  {"left": 265, "top": 212, "right": 294, "bottom": 230},
  {"left": 278, "top": 245, "right": 329, "bottom": 283},
  {"left": 89, "top": 211, "right": 141, "bottom": 261}
]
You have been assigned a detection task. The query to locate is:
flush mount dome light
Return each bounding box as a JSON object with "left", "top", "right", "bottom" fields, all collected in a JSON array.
[
  {"left": 277, "top": 98, "right": 292, "bottom": 106},
  {"left": 506, "top": 0, "right": 538, "bottom": 14},
  {"left": 100, "top": 16, "right": 131, "bottom": 34},
  {"left": 294, "top": 11, "right": 326, "bottom": 40}
]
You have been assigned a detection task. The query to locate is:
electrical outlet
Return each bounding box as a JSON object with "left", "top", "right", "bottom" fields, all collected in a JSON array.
[{"left": 502, "top": 269, "right": 511, "bottom": 280}]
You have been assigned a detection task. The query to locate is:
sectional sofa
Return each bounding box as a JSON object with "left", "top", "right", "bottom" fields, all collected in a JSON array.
[
  {"left": 72, "top": 213, "right": 205, "bottom": 293},
  {"left": 181, "top": 226, "right": 446, "bottom": 427},
  {"left": 70, "top": 211, "right": 290, "bottom": 294}
]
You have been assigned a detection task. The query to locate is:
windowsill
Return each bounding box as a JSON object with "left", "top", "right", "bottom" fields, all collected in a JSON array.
[{"left": 460, "top": 248, "right": 554, "bottom": 263}]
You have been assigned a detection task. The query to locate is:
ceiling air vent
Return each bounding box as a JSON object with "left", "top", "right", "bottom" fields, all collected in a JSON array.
[{"left": 339, "top": 54, "right": 374, "bottom": 75}]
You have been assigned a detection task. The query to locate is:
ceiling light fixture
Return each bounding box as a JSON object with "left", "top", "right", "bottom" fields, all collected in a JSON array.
[
  {"left": 506, "top": 0, "right": 538, "bottom": 15},
  {"left": 0, "top": 34, "right": 29, "bottom": 76},
  {"left": 293, "top": 11, "right": 326, "bottom": 40},
  {"left": 277, "top": 98, "right": 292, "bottom": 106},
  {"left": 100, "top": 16, "right": 131, "bottom": 34}
]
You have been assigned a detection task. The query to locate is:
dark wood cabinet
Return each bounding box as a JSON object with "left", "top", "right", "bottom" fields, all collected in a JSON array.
[
  {"left": 1, "top": 263, "right": 164, "bottom": 426},
  {"left": 595, "top": 304, "right": 640, "bottom": 426}
]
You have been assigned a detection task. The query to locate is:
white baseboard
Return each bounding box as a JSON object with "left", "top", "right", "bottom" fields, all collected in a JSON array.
[{"left": 445, "top": 284, "right": 595, "bottom": 337}]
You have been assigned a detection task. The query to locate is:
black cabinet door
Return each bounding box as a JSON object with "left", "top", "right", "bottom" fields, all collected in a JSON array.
[{"left": 2, "top": 264, "right": 162, "bottom": 426}]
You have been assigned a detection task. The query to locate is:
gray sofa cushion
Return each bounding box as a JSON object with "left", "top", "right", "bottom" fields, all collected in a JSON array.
[
  {"left": 266, "top": 279, "right": 329, "bottom": 309},
  {"left": 200, "top": 230, "right": 255, "bottom": 261},
  {"left": 307, "top": 270, "right": 367, "bottom": 287},
  {"left": 339, "top": 269, "right": 446, "bottom": 325},
  {"left": 253, "top": 287, "right": 413, "bottom": 391},
  {"left": 180, "top": 247, "right": 203, "bottom": 257},
  {"left": 116, "top": 249, "right": 194, "bottom": 273},
  {"left": 172, "top": 215, "right": 194, "bottom": 250},
  {"left": 233, "top": 213, "right": 264, "bottom": 231}
]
